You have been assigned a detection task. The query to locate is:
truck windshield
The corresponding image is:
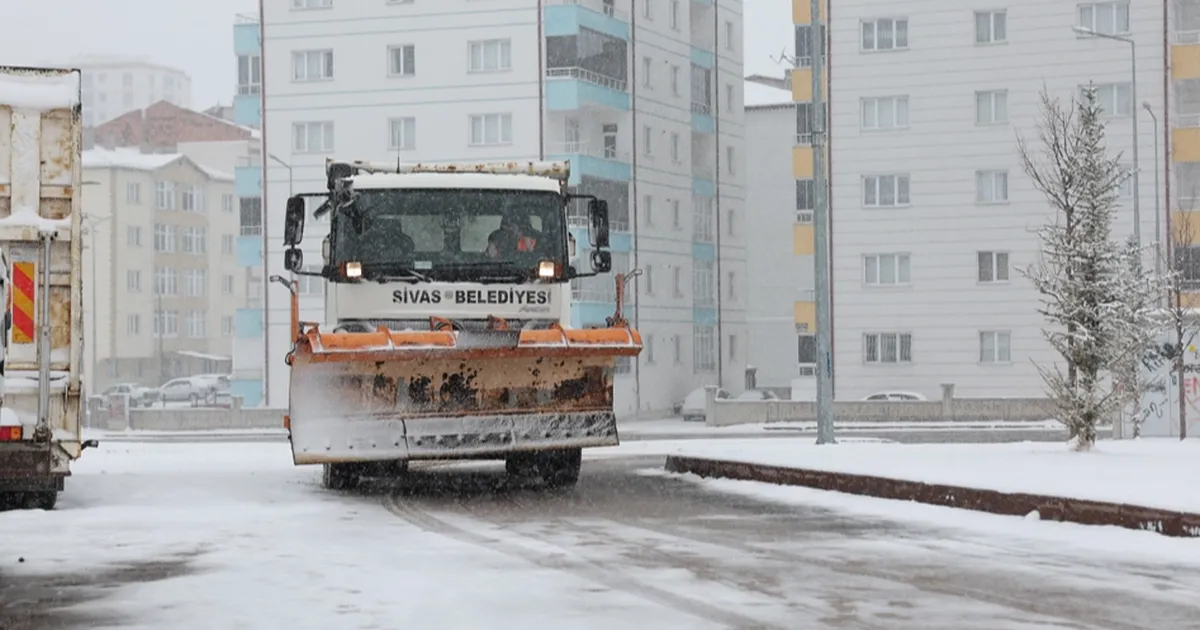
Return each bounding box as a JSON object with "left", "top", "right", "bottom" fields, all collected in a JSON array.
[{"left": 330, "top": 188, "right": 565, "bottom": 280}]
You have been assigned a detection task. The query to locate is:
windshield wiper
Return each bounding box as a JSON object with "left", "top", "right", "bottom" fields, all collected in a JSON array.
[{"left": 362, "top": 265, "right": 432, "bottom": 283}]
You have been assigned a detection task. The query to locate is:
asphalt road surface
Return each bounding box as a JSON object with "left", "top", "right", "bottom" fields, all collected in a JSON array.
[{"left": 5, "top": 453, "right": 1191, "bottom": 630}]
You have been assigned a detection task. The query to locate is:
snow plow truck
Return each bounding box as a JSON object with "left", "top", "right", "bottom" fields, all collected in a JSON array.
[
  {"left": 0, "top": 65, "right": 97, "bottom": 510},
  {"left": 279, "top": 159, "right": 641, "bottom": 490}
]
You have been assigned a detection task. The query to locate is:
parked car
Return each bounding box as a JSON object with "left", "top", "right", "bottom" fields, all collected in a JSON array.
[
  {"left": 861, "top": 391, "right": 928, "bottom": 401},
  {"left": 735, "top": 389, "right": 780, "bottom": 401},
  {"left": 88, "top": 382, "right": 158, "bottom": 407},
  {"left": 157, "top": 375, "right": 229, "bottom": 406},
  {"left": 678, "top": 387, "right": 731, "bottom": 422}
]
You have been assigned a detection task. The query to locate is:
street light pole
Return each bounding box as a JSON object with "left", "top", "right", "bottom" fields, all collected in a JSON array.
[
  {"left": 268, "top": 153, "right": 293, "bottom": 198},
  {"left": 1074, "top": 26, "right": 1141, "bottom": 247},
  {"left": 1143, "top": 102, "right": 1163, "bottom": 285}
]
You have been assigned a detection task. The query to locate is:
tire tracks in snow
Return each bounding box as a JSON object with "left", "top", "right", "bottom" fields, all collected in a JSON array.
[{"left": 381, "top": 490, "right": 786, "bottom": 630}]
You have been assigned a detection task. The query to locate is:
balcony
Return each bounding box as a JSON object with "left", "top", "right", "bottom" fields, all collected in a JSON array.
[
  {"left": 235, "top": 163, "right": 262, "bottom": 198},
  {"left": 546, "top": 140, "right": 632, "bottom": 184},
  {"left": 233, "top": 93, "right": 261, "bottom": 128},
  {"left": 235, "top": 308, "right": 264, "bottom": 339},
  {"left": 544, "top": 0, "right": 629, "bottom": 40},
  {"left": 691, "top": 161, "right": 714, "bottom": 180},
  {"left": 690, "top": 47, "right": 714, "bottom": 69},
  {"left": 691, "top": 102, "right": 714, "bottom": 133},
  {"left": 237, "top": 234, "right": 262, "bottom": 267},
  {"left": 233, "top": 14, "right": 260, "bottom": 56},
  {"left": 546, "top": 67, "right": 630, "bottom": 111}
]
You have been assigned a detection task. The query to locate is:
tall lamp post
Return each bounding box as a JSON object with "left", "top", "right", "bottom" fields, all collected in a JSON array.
[
  {"left": 1073, "top": 26, "right": 1141, "bottom": 247},
  {"left": 1143, "top": 102, "right": 1164, "bottom": 285}
]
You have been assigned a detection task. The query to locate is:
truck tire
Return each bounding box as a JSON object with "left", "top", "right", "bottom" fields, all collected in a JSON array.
[
  {"left": 539, "top": 449, "right": 582, "bottom": 488},
  {"left": 322, "top": 463, "right": 359, "bottom": 491},
  {"left": 32, "top": 492, "right": 57, "bottom": 511}
]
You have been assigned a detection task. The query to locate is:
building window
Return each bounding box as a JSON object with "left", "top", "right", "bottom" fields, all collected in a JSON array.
[
  {"left": 796, "top": 179, "right": 815, "bottom": 220},
  {"left": 726, "top": 146, "right": 736, "bottom": 174},
  {"left": 980, "top": 331, "right": 1012, "bottom": 363},
  {"left": 1078, "top": 1, "right": 1130, "bottom": 35},
  {"left": 127, "top": 314, "right": 140, "bottom": 336},
  {"left": 642, "top": 56, "right": 652, "bottom": 88},
  {"left": 237, "top": 55, "right": 261, "bottom": 95},
  {"left": 643, "top": 194, "right": 654, "bottom": 225},
  {"left": 975, "top": 170, "right": 1009, "bottom": 203},
  {"left": 299, "top": 269, "right": 325, "bottom": 295},
  {"left": 468, "top": 39, "right": 511, "bottom": 72},
  {"left": 154, "top": 181, "right": 175, "bottom": 210},
  {"left": 293, "top": 121, "right": 335, "bottom": 153},
  {"left": 1177, "top": 245, "right": 1200, "bottom": 289},
  {"left": 126, "top": 225, "right": 141, "bottom": 247},
  {"left": 693, "top": 259, "right": 715, "bottom": 307},
  {"left": 694, "top": 325, "right": 717, "bottom": 372},
  {"left": 154, "top": 266, "right": 178, "bottom": 296},
  {"left": 1081, "top": 83, "right": 1133, "bottom": 117},
  {"left": 154, "top": 309, "right": 179, "bottom": 338},
  {"left": 221, "top": 234, "right": 234, "bottom": 254},
  {"left": 671, "top": 198, "right": 681, "bottom": 228},
  {"left": 222, "top": 193, "right": 235, "bottom": 213},
  {"left": 796, "top": 102, "right": 813, "bottom": 144},
  {"left": 670, "top": 65, "right": 680, "bottom": 95},
  {"left": 975, "top": 10, "right": 1007, "bottom": 43},
  {"left": 975, "top": 90, "right": 1008, "bottom": 124},
  {"left": 643, "top": 263, "right": 654, "bottom": 294},
  {"left": 727, "top": 270, "right": 737, "bottom": 300},
  {"left": 222, "top": 316, "right": 234, "bottom": 336},
  {"left": 727, "top": 209, "right": 736, "bottom": 237},
  {"left": 728, "top": 334, "right": 738, "bottom": 361},
  {"left": 862, "top": 174, "right": 910, "bottom": 207},
  {"left": 222, "top": 274, "right": 235, "bottom": 294},
  {"left": 153, "top": 224, "right": 176, "bottom": 253},
  {"left": 669, "top": 0, "right": 679, "bottom": 28},
  {"left": 725, "top": 20, "right": 735, "bottom": 49},
  {"left": 181, "top": 226, "right": 207, "bottom": 254},
  {"left": 291, "top": 0, "right": 331, "bottom": 8},
  {"left": 864, "top": 332, "right": 913, "bottom": 364},
  {"left": 126, "top": 182, "right": 141, "bottom": 204},
  {"left": 184, "top": 268, "right": 207, "bottom": 297},
  {"left": 292, "top": 49, "right": 334, "bottom": 81},
  {"left": 798, "top": 334, "right": 816, "bottom": 366},
  {"left": 795, "top": 25, "right": 827, "bottom": 67},
  {"left": 469, "top": 113, "right": 512, "bottom": 146},
  {"left": 643, "top": 0, "right": 653, "bottom": 19},
  {"left": 860, "top": 96, "right": 909, "bottom": 130},
  {"left": 977, "top": 251, "right": 1010, "bottom": 283},
  {"left": 726, "top": 84, "right": 734, "bottom": 110},
  {"left": 669, "top": 132, "right": 680, "bottom": 162},
  {"left": 388, "top": 44, "right": 416, "bottom": 76},
  {"left": 389, "top": 117, "right": 416, "bottom": 150},
  {"left": 181, "top": 185, "right": 204, "bottom": 212},
  {"left": 1119, "top": 165, "right": 1134, "bottom": 197},
  {"left": 864, "top": 253, "right": 911, "bottom": 286},
  {"left": 644, "top": 334, "right": 656, "bottom": 364},
  {"left": 186, "top": 311, "right": 207, "bottom": 339},
  {"left": 240, "top": 197, "right": 263, "bottom": 236},
  {"left": 127, "top": 270, "right": 141, "bottom": 292},
  {"left": 861, "top": 18, "right": 909, "bottom": 51},
  {"left": 642, "top": 125, "right": 652, "bottom": 156},
  {"left": 693, "top": 195, "right": 714, "bottom": 242}
]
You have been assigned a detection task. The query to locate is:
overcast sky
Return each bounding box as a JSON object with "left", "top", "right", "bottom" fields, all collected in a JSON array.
[
  {"left": 1, "top": 0, "right": 788, "bottom": 110},
  {"left": 0, "top": 0, "right": 256, "bottom": 109}
]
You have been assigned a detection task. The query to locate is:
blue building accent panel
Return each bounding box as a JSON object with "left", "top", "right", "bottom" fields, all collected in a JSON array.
[
  {"left": 691, "top": 112, "right": 715, "bottom": 133},
  {"left": 572, "top": 302, "right": 615, "bottom": 328},
  {"left": 690, "top": 47, "right": 714, "bottom": 69},
  {"left": 233, "top": 23, "right": 261, "bottom": 56},
  {"left": 693, "top": 307, "right": 717, "bottom": 326},
  {"left": 237, "top": 234, "right": 263, "bottom": 268},
  {"left": 230, "top": 379, "right": 263, "bottom": 408},
  {"left": 692, "top": 177, "right": 715, "bottom": 197},
  {"left": 547, "top": 153, "right": 632, "bottom": 185},
  {"left": 236, "top": 308, "right": 264, "bottom": 339},
  {"left": 546, "top": 79, "right": 631, "bottom": 112},
  {"left": 233, "top": 93, "right": 261, "bottom": 128},
  {"left": 544, "top": 5, "right": 629, "bottom": 40},
  {"left": 235, "top": 165, "right": 263, "bottom": 198},
  {"left": 691, "top": 241, "right": 716, "bottom": 260}
]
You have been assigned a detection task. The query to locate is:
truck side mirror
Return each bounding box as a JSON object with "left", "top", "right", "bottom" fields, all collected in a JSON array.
[
  {"left": 590, "top": 250, "right": 612, "bottom": 274},
  {"left": 284, "top": 247, "right": 303, "bottom": 273},
  {"left": 284, "top": 196, "right": 306, "bottom": 246},
  {"left": 589, "top": 199, "right": 610, "bottom": 249}
]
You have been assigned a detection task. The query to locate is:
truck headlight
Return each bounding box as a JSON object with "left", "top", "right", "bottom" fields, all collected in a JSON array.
[
  {"left": 538, "top": 260, "right": 556, "bottom": 278},
  {"left": 345, "top": 261, "right": 362, "bottom": 278}
]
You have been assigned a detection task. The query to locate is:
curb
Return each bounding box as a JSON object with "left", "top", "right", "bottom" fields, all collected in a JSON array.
[{"left": 663, "top": 455, "right": 1200, "bottom": 538}]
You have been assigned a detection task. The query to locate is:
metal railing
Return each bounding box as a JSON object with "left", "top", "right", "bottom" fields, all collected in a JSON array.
[
  {"left": 796, "top": 132, "right": 813, "bottom": 145},
  {"left": 545, "top": 141, "right": 628, "bottom": 162},
  {"left": 568, "top": 199, "right": 629, "bottom": 231},
  {"left": 235, "top": 12, "right": 259, "bottom": 24},
  {"left": 796, "top": 210, "right": 814, "bottom": 224},
  {"left": 691, "top": 101, "right": 712, "bottom": 115},
  {"left": 546, "top": 67, "right": 627, "bottom": 92},
  {"left": 543, "top": 0, "right": 629, "bottom": 21},
  {"left": 240, "top": 225, "right": 263, "bottom": 236},
  {"left": 237, "top": 84, "right": 261, "bottom": 96}
]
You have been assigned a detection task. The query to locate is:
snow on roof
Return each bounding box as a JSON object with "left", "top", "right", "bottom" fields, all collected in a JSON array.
[
  {"left": 0, "top": 68, "right": 80, "bottom": 111},
  {"left": 745, "top": 81, "right": 793, "bottom": 107},
  {"left": 83, "top": 148, "right": 233, "bottom": 181},
  {"left": 351, "top": 172, "right": 564, "bottom": 193},
  {"left": 195, "top": 108, "right": 261, "bottom": 140}
]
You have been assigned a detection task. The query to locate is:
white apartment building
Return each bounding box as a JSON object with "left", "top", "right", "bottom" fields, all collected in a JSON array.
[
  {"left": 71, "top": 55, "right": 192, "bottom": 128},
  {"left": 825, "top": 0, "right": 1165, "bottom": 399},
  {"left": 81, "top": 149, "right": 240, "bottom": 392},
  {"left": 259, "top": 0, "right": 746, "bottom": 415}
]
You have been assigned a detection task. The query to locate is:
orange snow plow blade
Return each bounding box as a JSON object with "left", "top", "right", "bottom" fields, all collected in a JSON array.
[{"left": 286, "top": 323, "right": 642, "bottom": 465}]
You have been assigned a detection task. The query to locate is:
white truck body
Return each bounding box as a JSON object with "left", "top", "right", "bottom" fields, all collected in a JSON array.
[{"left": 0, "top": 66, "right": 87, "bottom": 504}]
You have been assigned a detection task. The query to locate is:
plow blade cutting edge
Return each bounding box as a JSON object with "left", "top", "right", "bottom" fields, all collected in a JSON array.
[{"left": 286, "top": 325, "right": 642, "bottom": 465}]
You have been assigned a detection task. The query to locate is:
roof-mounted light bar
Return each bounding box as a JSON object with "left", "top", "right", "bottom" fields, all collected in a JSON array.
[{"left": 325, "top": 159, "right": 571, "bottom": 182}]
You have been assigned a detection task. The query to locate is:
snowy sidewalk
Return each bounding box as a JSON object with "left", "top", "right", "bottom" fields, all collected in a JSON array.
[{"left": 656, "top": 438, "right": 1200, "bottom": 534}]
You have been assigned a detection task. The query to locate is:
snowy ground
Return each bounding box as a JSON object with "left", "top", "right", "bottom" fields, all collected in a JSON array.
[
  {"left": 4, "top": 438, "right": 1200, "bottom": 629},
  {"left": 632, "top": 437, "right": 1200, "bottom": 513}
]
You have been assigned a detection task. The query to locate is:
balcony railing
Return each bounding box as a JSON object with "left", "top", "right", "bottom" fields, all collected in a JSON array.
[
  {"left": 796, "top": 132, "right": 813, "bottom": 145},
  {"left": 567, "top": 198, "right": 629, "bottom": 232},
  {"left": 235, "top": 12, "right": 259, "bottom": 24},
  {"left": 237, "top": 84, "right": 261, "bottom": 96},
  {"left": 546, "top": 66, "right": 627, "bottom": 92},
  {"left": 691, "top": 101, "right": 712, "bottom": 115},
  {"left": 546, "top": 140, "right": 628, "bottom": 162},
  {"left": 240, "top": 225, "right": 262, "bottom": 236},
  {"left": 543, "top": 0, "right": 629, "bottom": 21}
]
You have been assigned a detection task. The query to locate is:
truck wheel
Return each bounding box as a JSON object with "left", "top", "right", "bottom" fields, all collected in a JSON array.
[
  {"left": 505, "top": 454, "right": 539, "bottom": 479},
  {"left": 539, "top": 449, "right": 582, "bottom": 488},
  {"left": 322, "top": 463, "right": 359, "bottom": 491},
  {"left": 33, "top": 492, "right": 57, "bottom": 511}
]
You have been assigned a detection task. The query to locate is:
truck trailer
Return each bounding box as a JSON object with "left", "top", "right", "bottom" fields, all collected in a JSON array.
[
  {"left": 0, "top": 65, "right": 95, "bottom": 510},
  {"left": 279, "top": 159, "right": 641, "bottom": 490}
]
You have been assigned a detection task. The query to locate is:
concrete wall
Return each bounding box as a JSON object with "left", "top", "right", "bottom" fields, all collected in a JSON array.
[
  {"left": 122, "top": 407, "right": 283, "bottom": 431},
  {"left": 705, "top": 385, "right": 1056, "bottom": 427}
]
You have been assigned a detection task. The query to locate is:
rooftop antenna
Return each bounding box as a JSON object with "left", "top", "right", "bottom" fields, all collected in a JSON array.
[{"left": 770, "top": 49, "right": 800, "bottom": 66}]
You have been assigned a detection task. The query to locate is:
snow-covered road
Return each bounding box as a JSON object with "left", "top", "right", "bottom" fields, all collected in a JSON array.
[{"left": 3, "top": 441, "right": 1199, "bottom": 629}]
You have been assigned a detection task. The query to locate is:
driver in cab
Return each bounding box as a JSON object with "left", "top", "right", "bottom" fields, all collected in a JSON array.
[{"left": 487, "top": 215, "right": 539, "bottom": 258}]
